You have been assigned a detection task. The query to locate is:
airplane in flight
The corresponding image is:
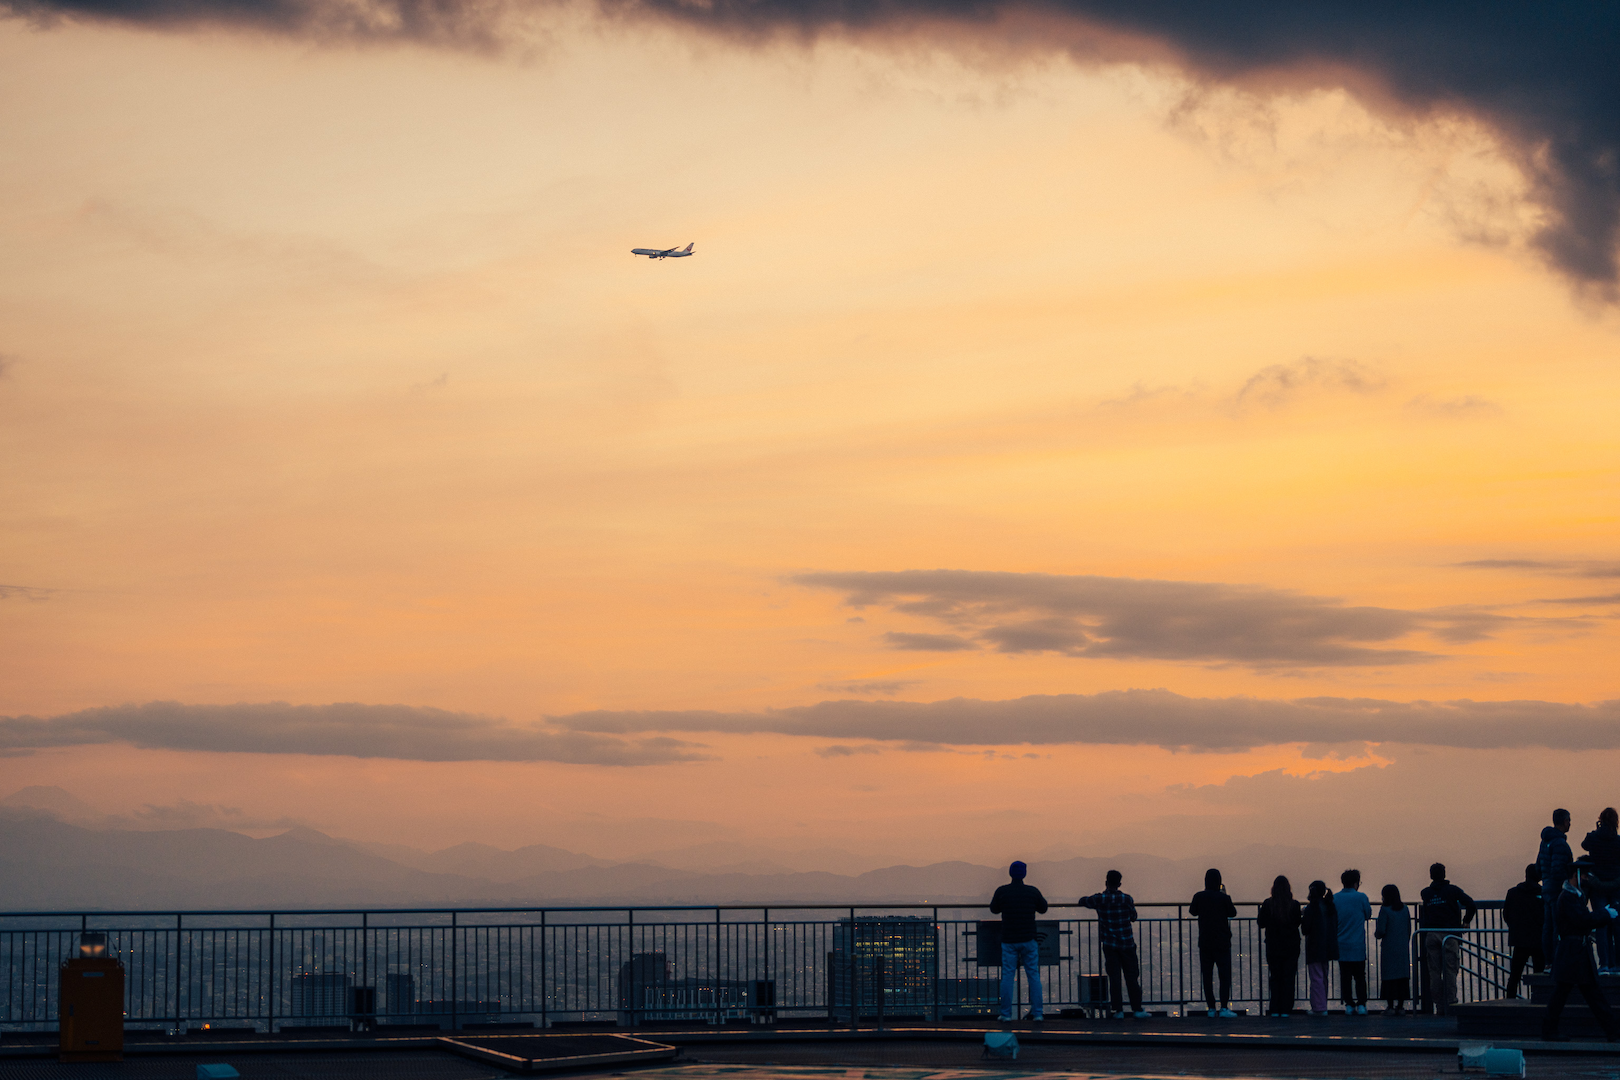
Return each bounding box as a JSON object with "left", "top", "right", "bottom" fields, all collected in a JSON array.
[{"left": 632, "top": 242, "right": 695, "bottom": 260}]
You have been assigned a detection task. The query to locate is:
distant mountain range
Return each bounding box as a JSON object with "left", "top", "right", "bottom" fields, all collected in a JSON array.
[{"left": 0, "top": 786, "right": 1533, "bottom": 910}]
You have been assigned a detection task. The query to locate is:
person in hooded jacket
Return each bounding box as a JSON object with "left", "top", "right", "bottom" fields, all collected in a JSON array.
[
  {"left": 1542, "top": 856, "right": 1620, "bottom": 1042},
  {"left": 1540, "top": 809, "right": 1574, "bottom": 963},
  {"left": 1581, "top": 808, "right": 1620, "bottom": 972},
  {"left": 1503, "top": 864, "right": 1545, "bottom": 998},
  {"left": 1258, "top": 876, "right": 1303, "bottom": 1017},
  {"left": 1302, "top": 881, "right": 1340, "bottom": 1015},
  {"left": 1189, "top": 868, "right": 1238, "bottom": 1017}
]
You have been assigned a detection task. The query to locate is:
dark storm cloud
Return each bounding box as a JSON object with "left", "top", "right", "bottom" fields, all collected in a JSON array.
[
  {"left": 552, "top": 689, "right": 1620, "bottom": 753},
  {"left": 0, "top": 701, "right": 706, "bottom": 764},
  {"left": 3, "top": 6, "right": 1618, "bottom": 287},
  {"left": 791, "top": 569, "right": 1525, "bottom": 668}
]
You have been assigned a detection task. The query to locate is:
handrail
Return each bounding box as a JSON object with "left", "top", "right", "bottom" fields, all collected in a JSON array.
[{"left": 0, "top": 900, "right": 1503, "bottom": 919}]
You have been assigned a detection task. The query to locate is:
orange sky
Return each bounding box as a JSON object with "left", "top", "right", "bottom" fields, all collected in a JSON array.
[{"left": 1, "top": 13, "right": 1617, "bottom": 867}]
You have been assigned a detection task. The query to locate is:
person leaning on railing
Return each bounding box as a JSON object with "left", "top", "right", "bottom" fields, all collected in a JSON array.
[
  {"left": 1335, "top": 869, "right": 1373, "bottom": 1015},
  {"left": 1375, "top": 884, "right": 1411, "bottom": 1015},
  {"left": 1079, "top": 870, "right": 1148, "bottom": 1019},
  {"left": 1418, "top": 862, "right": 1476, "bottom": 1016},
  {"left": 1258, "top": 876, "right": 1302, "bottom": 1018},
  {"left": 1188, "top": 869, "right": 1238, "bottom": 1018},
  {"left": 1302, "top": 881, "right": 1340, "bottom": 1016}
]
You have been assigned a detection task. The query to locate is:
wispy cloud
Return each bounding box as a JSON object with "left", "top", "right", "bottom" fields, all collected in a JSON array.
[
  {"left": 552, "top": 690, "right": 1620, "bottom": 753},
  {"left": 793, "top": 569, "right": 1563, "bottom": 669},
  {"left": 0, "top": 584, "right": 55, "bottom": 601},
  {"left": 1406, "top": 394, "right": 1503, "bottom": 419},
  {"left": 1232, "top": 357, "right": 1383, "bottom": 411},
  {"left": 816, "top": 679, "right": 918, "bottom": 695},
  {"left": 0, "top": 702, "right": 707, "bottom": 765},
  {"left": 1454, "top": 559, "right": 1620, "bottom": 579}
]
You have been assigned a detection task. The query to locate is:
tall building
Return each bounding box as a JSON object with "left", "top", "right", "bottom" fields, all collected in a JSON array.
[
  {"left": 383, "top": 973, "right": 417, "bottom": 1017},
  {"left": 616, "top": 951, "right": 772, "bottom": 1024},
  {"left": 829, "top": 916, "right": 939, "bottom": 1016},
  {"left": 289, "top": 971, "right": 351, "bottom": 1018}
]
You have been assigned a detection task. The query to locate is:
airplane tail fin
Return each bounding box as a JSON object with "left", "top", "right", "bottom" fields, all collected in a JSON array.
[{"left": 684, "top": 242, "right": 695, "bottom": 253}]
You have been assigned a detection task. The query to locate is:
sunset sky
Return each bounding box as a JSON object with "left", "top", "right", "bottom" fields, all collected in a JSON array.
[{"left": 2, "top": 3, "right": 1618, "bottom": 876}]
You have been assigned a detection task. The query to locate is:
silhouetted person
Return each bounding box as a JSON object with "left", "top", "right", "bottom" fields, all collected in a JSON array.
[
  {"left": 989, "top": 860, "right": 1048, "bottom": 1022},
  {"left": 1190, "top": 868, "right": 1237, "bottom": 1017},
  {"left": 1081, "top": 870, "right": 1147, "bottom": 1018},
  {"left": 1542, "top": 857, "right": 1620, "bottom": 1042},
  {"left": 1581, "top": 807, "right": 1620, "bottom": 972},
  {"left": 1303, "top": 880, "right": 1339, "bottom": 1015},
  {"left": 1335, "top": 868, "right": 1372, "bottom": 1014},
  {"left": 1258, "top": 875, "right": 1302, "bottom": 1017},
  {"left": 1503, "top": 863, "right": 1546, "bottom": 998},
  {"left": 1375, "top": 884, "right": 1411, "bottom": 1015},
  {"left": 1419, "top": 862, "right": 1476, "bottom": 1015},
  {"left": 1540, "top": 809, "right": 1574, "bottom": 962}
]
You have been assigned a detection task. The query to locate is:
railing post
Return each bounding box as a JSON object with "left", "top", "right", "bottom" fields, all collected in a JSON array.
[
  {"left": 451, "top": 911, "right": 458, "bottom": 1033},
  {"left": 540, "top": 909, "right": 548, "bottom": 1031}
]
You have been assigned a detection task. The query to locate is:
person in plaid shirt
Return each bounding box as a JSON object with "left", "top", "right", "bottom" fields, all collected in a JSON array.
[{"left": 1080, "top": 870, "right": 1149, "bottom": 1018}]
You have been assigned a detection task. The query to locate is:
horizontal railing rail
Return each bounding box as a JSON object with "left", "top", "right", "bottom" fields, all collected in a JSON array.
[{"left": 0, "top": 900, "right": 1513, "bottom": 1031}]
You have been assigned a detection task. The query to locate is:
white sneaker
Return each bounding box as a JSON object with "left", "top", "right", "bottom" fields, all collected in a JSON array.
[
  {"left": 1219, "top": 1009, "right": 1237, "bottom": 1018},
  {"left": 1207, "top": 1008, "right": 1218, "bottom": 1018},
  {"left": 1356, "top": 1005, "right": 1368, "bottom": 1015},
  {"left": 1132, "top": 1011, "right": 1151, "bottom": 1019}
]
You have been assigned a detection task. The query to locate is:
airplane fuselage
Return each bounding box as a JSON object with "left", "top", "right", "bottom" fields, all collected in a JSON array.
[{"left": 632, "top": 243, "right": 695, "bottom": 259}]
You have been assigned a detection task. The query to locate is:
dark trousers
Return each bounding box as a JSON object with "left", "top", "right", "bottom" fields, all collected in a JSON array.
[
  {"left": 1200, "top": 945, "right": 1231, "bottom": 1009},
  {"left": 1339, "top": 960, "right": 1367, "bottom": 1007},
  {"left": 1103, "top": 944, "right": 1143, "bottom": 1013},
  {"left": 1542, "top": 978, "right": 1620, "bottom": 1040},
  {"left": 1507, "top": 944, "right": 1545, "bottom": 999},
  {"left": 1543, "top": 895, "right": 1559, "bottom": 966},
  {"left": 1267, "top": 950, "right": 1298, "bottom": 1015}
]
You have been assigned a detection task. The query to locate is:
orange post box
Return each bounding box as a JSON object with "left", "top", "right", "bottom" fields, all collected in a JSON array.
[{"left": 60, "top": 934, "right": 124, "bottom": 1062}]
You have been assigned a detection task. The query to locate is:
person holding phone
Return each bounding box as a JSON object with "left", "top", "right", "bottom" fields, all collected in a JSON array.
[{"left": 1190, "top": 869, "right": 1238, "bottom": 1017}]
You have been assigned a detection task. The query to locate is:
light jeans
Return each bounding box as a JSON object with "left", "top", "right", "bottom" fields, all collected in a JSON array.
[
  {"left": 1423, "top": 933, "right": 1461, "bottom": 1014},
  {"left": 1000, "top": 940, "right": 1042, "bottom": 1019}
]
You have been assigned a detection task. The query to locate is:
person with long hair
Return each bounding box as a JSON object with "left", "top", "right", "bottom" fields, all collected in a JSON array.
[
  {"left": 1258, "top": 875, "right": 1303, "bottom": 1017},
  {"left": 1303, "top": 880, "right": 1340, "bottom": 1015},
  {"left": 1375, "top": 884, "right": 1411, "bottom": 1015}
]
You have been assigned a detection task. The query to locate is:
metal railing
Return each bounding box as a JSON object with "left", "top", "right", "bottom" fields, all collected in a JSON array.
[{"left": 0, "top": 901, "right": 1513, "bottom": 1030}]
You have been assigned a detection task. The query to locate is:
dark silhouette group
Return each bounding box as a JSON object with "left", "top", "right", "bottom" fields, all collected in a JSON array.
[{"left": 989, "top": 808, "right": 1620, "bottom": 1039}]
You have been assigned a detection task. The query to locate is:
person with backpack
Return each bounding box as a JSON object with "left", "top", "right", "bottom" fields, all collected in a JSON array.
[
  {"left": 1189, "top": 868, "right": 1238, "bottom": 1017},
  {"left": 1258, "top": 876, "right": 1303, "bottom": 1017},
  {"left": 1503, "top": 864, "right": 1545, "bottom": 998},
  {"left": 1302, "top": 880, "right": 1340, "bottom": 1015},
  {"left": 1419, "top": 862, "right": 1476, "bottom": 1015},
  {"left": 1375, "top": 884, "right": 1411, "bottom": 1015},
  {"left": 1335, "top": 869, "right": 1373, "bottom": 1014},
  {"left": 989, "top": 860, "right": 1048, "bottom": 1022}
]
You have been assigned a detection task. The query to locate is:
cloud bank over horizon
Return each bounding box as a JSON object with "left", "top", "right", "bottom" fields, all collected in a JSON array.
[
  {"left": 0, "top": 702, "right": 705, "bottom": 765},
  {"left": 6, "top": 691, "right": 1620, "bottom": 764},
  {"left": 554, "top": 690, "right": 1620, "bottom": 753},
  {"left": 3, "top": 3, "right": 1617, "bottom": 290},
  {"left": 792, "top": 569, "right": 1575, "bottom": 669}
]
